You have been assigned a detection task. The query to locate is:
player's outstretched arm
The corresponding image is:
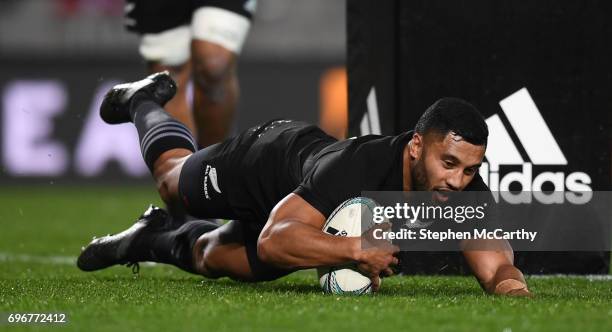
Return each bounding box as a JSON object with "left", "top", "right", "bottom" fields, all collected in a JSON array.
[
  {"left": 258, "top": 194, "right": 357, "bottom": 268},
  {"left": 461, "top": 239, "right": 532, "bottom": 297},
  {"left": 258, "top": 194, "right": 398, "bottom": 287}
]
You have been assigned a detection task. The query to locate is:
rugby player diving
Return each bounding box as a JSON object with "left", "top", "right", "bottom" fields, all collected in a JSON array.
[{"left": 77, "top": 72, "right": 531, "bottom": 297}]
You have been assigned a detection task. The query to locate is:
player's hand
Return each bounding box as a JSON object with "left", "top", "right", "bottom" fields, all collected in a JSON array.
[
  {"left": 356, "top": 246, "right": 399, "bottom": 277},
  {"left": 355, "top": 222, "right": 400, "bottom": 290},
  {"left": 494, "top": 279, "right": 533, "bottom": 297}
]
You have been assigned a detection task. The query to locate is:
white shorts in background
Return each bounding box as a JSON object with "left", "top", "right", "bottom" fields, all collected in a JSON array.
[
  {"left": 139, "top": 26, "right": 191, "bottom": 66},
  {"left": 139, "top": 7, "right": 252, "bottom": 66}
]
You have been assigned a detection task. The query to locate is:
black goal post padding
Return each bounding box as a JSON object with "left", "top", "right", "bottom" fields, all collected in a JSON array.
[{"left": 347, "top": 0, "right": 611, "bottom": 275}]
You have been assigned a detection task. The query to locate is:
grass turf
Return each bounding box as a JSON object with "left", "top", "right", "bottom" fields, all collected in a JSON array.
[{"left": 0, "top": 186, "right": 611, "bottom": 331}]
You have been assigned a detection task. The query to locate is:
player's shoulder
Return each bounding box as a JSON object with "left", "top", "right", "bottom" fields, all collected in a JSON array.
[
  {"left": 321, "top": 132, "right": 410, "bottom": 159},
  {"left": 305, "top": 132, "right": 409, "bottom": 183}
]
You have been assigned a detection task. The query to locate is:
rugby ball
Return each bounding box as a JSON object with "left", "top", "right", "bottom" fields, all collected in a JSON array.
[{"left": 317, "top": 197, "right": 380, "bottom": 295}]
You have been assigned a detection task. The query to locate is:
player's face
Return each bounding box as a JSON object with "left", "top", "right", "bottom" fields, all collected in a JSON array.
[{"left": 410, "top": 132, "right": 485, "bottom": 196}]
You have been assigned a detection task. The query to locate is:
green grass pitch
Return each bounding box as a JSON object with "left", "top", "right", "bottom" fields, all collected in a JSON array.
[{"left": 0, "top": 186, "right": 611, "bottom": 331}]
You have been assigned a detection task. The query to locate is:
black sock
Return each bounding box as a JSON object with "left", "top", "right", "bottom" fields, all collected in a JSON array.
[
  {"left": 130, "top": 93, "right": 196, "bottom": 171},
  {"left": 166, "top": 201, "right": 198, "bottom": 228},
  {"left": 131, "top": 220, "right": 219, "bottom": 274}
]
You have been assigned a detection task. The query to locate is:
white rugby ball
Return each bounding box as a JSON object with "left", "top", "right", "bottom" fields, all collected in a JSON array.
[{"left": 317, "top": 197, "right": 380, "bottom": 295}]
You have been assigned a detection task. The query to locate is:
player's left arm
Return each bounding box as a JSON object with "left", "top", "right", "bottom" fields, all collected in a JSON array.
[{"left": 461, "top": 238, "right": 532, "bottom": 297}]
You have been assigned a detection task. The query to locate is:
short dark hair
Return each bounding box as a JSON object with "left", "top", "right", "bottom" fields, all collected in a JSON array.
[{"left": 414, "top": 97, "right": 488, "bottom": 146}]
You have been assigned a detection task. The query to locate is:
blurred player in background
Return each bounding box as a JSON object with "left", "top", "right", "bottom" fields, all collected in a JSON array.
[{"left": 124, "top": 0, "right": 256, "bottom": 147}]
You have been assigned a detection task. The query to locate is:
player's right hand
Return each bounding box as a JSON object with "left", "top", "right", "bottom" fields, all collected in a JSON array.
[
  {"left": 355, "top": 222, "right": 400, "bottom": 291},
  {"left": 494, "top": 279, "right": 533, "bottom": 298},
  {"left": 356, "top": 247, "right": 399, "bottom": 291}
]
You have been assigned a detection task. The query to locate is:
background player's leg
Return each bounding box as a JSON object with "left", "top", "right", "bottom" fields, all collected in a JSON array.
[
  {"left": 137, "top": 23, "right": 193, "bottom": 132},
  {"left": 191, "top": 40, "right": 238, "bottom": 147},
  {"left": 189, "top": 6, "right": 254, "bottom": 147},
  {"left": 147, "top": 61, "right": 196, "bottom": 135}
]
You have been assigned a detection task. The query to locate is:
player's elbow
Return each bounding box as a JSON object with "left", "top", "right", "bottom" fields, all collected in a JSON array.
[
  {"left": 256, "top": 234, "right": 281, "bottom": 267},
  {"left": 256, "top": 235, "right": 273, "bottom": 265},
  {"left": 257, "top": 224, "right": 296, "bottom": 269}
]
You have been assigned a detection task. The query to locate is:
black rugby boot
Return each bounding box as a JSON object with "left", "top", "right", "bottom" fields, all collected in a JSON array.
[
  {"left": 99, "top": 71, "right": 177, "bottom": 124},
  {"left": 77, "top": 205, "right": 170, "bottom": 272}
]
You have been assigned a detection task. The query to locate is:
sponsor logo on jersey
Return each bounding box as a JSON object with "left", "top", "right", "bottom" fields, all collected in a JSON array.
[{"left": 481, "top": 88, "right": 592, "bottom": 204}]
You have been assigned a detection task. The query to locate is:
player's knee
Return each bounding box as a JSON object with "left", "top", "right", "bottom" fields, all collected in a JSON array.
[
  {"left": 192, "top": 46, "right": 236, "bottom": 97},
  {"left": 193, "top": 237, "right": 224, "bottom": 279},
  {"left": 156, "top": 180, "right": 173, "bottom": 204},
  {"left": 155, "top": 172, "right": 179, "bottom": 204},
  {"left": 153, "top": 153, "right": 189, "bottom": 204}
]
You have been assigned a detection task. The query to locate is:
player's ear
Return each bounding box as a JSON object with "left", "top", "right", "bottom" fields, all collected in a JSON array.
[{"left": 409, "top": 133, "right": 423, "bottom": 159}]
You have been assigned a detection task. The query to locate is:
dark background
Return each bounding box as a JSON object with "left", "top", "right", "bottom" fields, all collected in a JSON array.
[{"left": 348, "top": 0, "right": 611, "bottom": 274}]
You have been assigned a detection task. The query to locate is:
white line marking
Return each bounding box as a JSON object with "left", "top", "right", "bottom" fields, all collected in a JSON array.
[
  {"left": 527, "top": 274, "right": 612, "bottom": 281},
  {"left": 0, "top": 253, "right": 608, "bottom": 279},
  {"left": 0, "top": 252, "right": 76, "bottom": 265},
  {"left": 0, "top": 252, "right": 157, "bottom": 267}
]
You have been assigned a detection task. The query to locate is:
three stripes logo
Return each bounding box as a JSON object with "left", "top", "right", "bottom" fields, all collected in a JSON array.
[
  {"left": 360, "top": 87, "right": 382, "bottom": 135},
  {"left": 480, "top": 88, "right": 592, "bottom": 204},
  {"left": 360, "top": 86, "right": 592, "bottom": 204}
]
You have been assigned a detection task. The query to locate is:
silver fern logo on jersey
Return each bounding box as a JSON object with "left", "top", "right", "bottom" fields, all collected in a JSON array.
[{"left": 203, "top": 164, "right": 222, "bottom": 200}]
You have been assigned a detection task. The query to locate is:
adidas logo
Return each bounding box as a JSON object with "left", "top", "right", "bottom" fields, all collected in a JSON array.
[
  {"left": 480, "top": 88, "right": 592, "bottom": 204},
  {"left": 360, "top": 86, "right": 593, "bottom": 204}
]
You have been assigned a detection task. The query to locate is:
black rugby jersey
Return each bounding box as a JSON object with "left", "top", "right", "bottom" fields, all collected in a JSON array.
[{"left": 179, "top": 120, "right": 489, "bottom": 226}]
